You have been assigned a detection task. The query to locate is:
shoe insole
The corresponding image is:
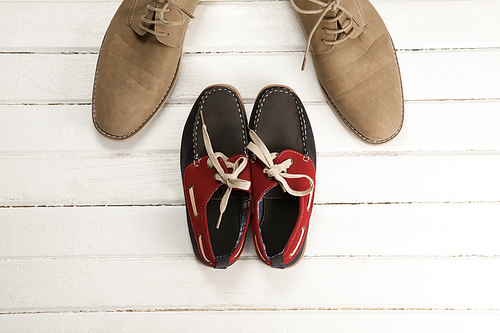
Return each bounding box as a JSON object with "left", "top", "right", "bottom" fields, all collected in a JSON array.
[
  {"left": 206, "top": 191, "right": 250, "bottom": 257},
  {"left": 259, "top": 193, "right": 299, "bottom": 257}
]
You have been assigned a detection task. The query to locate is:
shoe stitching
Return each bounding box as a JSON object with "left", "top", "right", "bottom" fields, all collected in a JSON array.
[
  {"left": 193, "top": 171, "right": 248, "bottom": 266},
  {"left": 292, "top": 2, "right": 335, "bottom": 56},
  {"left": 193, "top": 86, "right": 247, "bottom": 161},
  {"left": 287, "top": 194, "right": 307, "bottom": 261},
  {"left": 352, "top": 0, "right": 367, "bottom": 27},
  {"left": 92, "top": 51, "right": 180, "bottom": 140},
  {"left": 183, "top": 163, "right": 209, "bottom": 265},
  {"left": 296, "top": 96, "right": 309, "bottom": 157},
  {"left": 188, "top": 87, "right": 249, "bottom": 262},
  {"left": 321, "top": 39, "right": 404, "bottom": 145},
  {"left": 198, "top": 175, "right": 222, "bottom": 264},
  {"left": 313, "top": 44, "right": 335, "bottom": 55},
  {"left": 289, "top": 225, "right": 307, "bottom": 260},
  {"left": 255, "top": 149, "right": 316, "bottom": 263},
  {"left": 93, "top": 1, "right": 194, "bottom": 141},
  {"left": 126, "top": 0, "right": 139, "bottom": 28},
  {"left": 260, "top": 198, "right": 267, "bottom": 236},
  {"left": 282, "top": 151, "right": 315, "bottom": 263},
  {"left": 155, "top": 9, "right": 193, "bottom": 48},
  {"left": 183, "top": 157, "right": 222, "bottom": 266},
  {"left": 326, "top": 89, "right": 403, "bottom": 144},
  {"left": 259, "top": 182, "right": 280, "bottom": 203},
  {"left": 253, "top": 87, "right": 308, "bottom": 156}
]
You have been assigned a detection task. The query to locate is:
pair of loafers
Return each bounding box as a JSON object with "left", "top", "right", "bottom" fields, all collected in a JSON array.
[{"left": 180, "top": 85, "right": 316, "bottom": 269}]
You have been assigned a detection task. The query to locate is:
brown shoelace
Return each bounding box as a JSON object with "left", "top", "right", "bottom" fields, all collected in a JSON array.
[
  {"left": 290, "top": 0, "right": 360, "bottom": 70},
  {"left": 139, "top": 0, "right": 195, "bottom": 37}
]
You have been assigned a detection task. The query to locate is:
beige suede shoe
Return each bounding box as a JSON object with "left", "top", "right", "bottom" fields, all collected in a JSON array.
[
  {"left": 93, "top": 0, "right": 198, "bottom": 141},
  {"left": 290, "top": 0, "right": 404, "bottom": 144}
]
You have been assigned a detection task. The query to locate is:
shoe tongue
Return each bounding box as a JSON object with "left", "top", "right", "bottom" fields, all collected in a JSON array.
[
  {"left": 295, "top": 0, "right": 367, "bottom": 53},
  {"left": 126, "top": 0, "right": 197, "bottom": 46},
  {"left": 154, "top": 0, "right": 198, "bottom": 47}
]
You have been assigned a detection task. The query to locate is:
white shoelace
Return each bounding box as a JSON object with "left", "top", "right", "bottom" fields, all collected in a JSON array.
[
  {"left": 247, "top": 130, "right": 314, "bottom": 211},
  {"left": 200, "top": 112, "right": 251, "bottom": 229}
]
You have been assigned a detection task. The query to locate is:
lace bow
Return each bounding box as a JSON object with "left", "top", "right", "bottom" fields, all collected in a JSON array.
[
  {"left": 201, "top": 112, "right": 251, "bottom": 229},
  {"left": 247, "top": 130, "right": 314, "bottom": 211}
]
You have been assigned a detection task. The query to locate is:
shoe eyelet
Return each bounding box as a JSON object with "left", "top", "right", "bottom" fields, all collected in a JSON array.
[
  {"left": 207, "top": 164, "right": 213, "bottom": 169},
  {"left": 303, "top": 155, "right": 310, "bottom": 163},
  {"left": 288, "top": 158, "right": 293, "bottom": 165},
  {"left": 213, "top": 173, "right": 217, "bottom": 179},
  {"left": 194, "top": 159, "right": 200, "bottom": 167}
]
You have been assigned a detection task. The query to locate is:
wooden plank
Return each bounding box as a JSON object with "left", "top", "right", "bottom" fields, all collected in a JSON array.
[
  {"left": 1, "top": 153, "right": 499, "bottom": 206},
  {"left": 0, "top": 154, "right": 181, "bottom": 206},
  {"left": 1, "top": 50, "right": 500, "bottom": 104},
  {"left": 1, "top": 100, "right": 500, "bottom": 154},
  {"left": 317, "top": 154, "right": 500, "bottom": 204},
  {"left": 1, "top": 257, "right": 500, "bottom": 311},
  {"left": 1, "top": 203, "right": 499, "bottom": 258},
  {"left": 1, "top": 310, "right": 500, "bottom": 333},
  {"left": 1, "top": 0, "right": 498, "bottom": 328},
  {"left": 1, "top": 1, "right": 499, "bottom": 51}
]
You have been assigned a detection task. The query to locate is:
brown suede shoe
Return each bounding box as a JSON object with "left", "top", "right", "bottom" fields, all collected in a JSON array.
[
  {"left": 290, "top": 0, "right": 404, "bottom": 144},
  {"left": 92, "top": 0, "right": 198, "bottom": 140}
]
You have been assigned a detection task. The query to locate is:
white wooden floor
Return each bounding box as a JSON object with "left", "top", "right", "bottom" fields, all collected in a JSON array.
[{"left": 1, "top": 0, "right": 500, "bottom": 331}]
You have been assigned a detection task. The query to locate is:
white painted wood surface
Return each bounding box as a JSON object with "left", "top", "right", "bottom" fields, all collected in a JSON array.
[{"left": 1, "top": 0, "right": 500, "bottom": 331}]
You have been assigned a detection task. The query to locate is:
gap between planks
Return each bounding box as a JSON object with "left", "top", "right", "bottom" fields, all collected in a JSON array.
[
  {"left": 1, "top": 307, "right": 499, "bottom": 316},
  {"left": 1, "top": 98, "right": 500, "bottom": 106},
  {"left": 1, "top": 200, "right": 500, "bottom": 209},
  {"left": 2, "top": 47, "right": 500, "bottom": 55},
  {"left": 0, "top": 150, "right": 499, "bottom": 158},
  {"left": 1, "top": 255, "right": 500, "bottom": 262}
]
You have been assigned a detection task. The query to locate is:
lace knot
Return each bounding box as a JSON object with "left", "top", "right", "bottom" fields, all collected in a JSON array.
[
  {"left": 247, "top": 130, "right": 314, "bottom": 211},
  {"left": 202, "top": 120, "right": 250, "bottom": 229},
  {"left": 264, "top": 158, "right": 292, "bottom": 179}
]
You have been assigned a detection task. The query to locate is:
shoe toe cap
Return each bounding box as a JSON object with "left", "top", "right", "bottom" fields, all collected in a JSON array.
[
  {"left": 93, "top": 93, "right": 157, "bottom": 140},
  {"left": 335, "top": 90, "right": 404, "bottom": 144},
  {"left": 317, "top": 51, "right": 404, "bottom": 143}
]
